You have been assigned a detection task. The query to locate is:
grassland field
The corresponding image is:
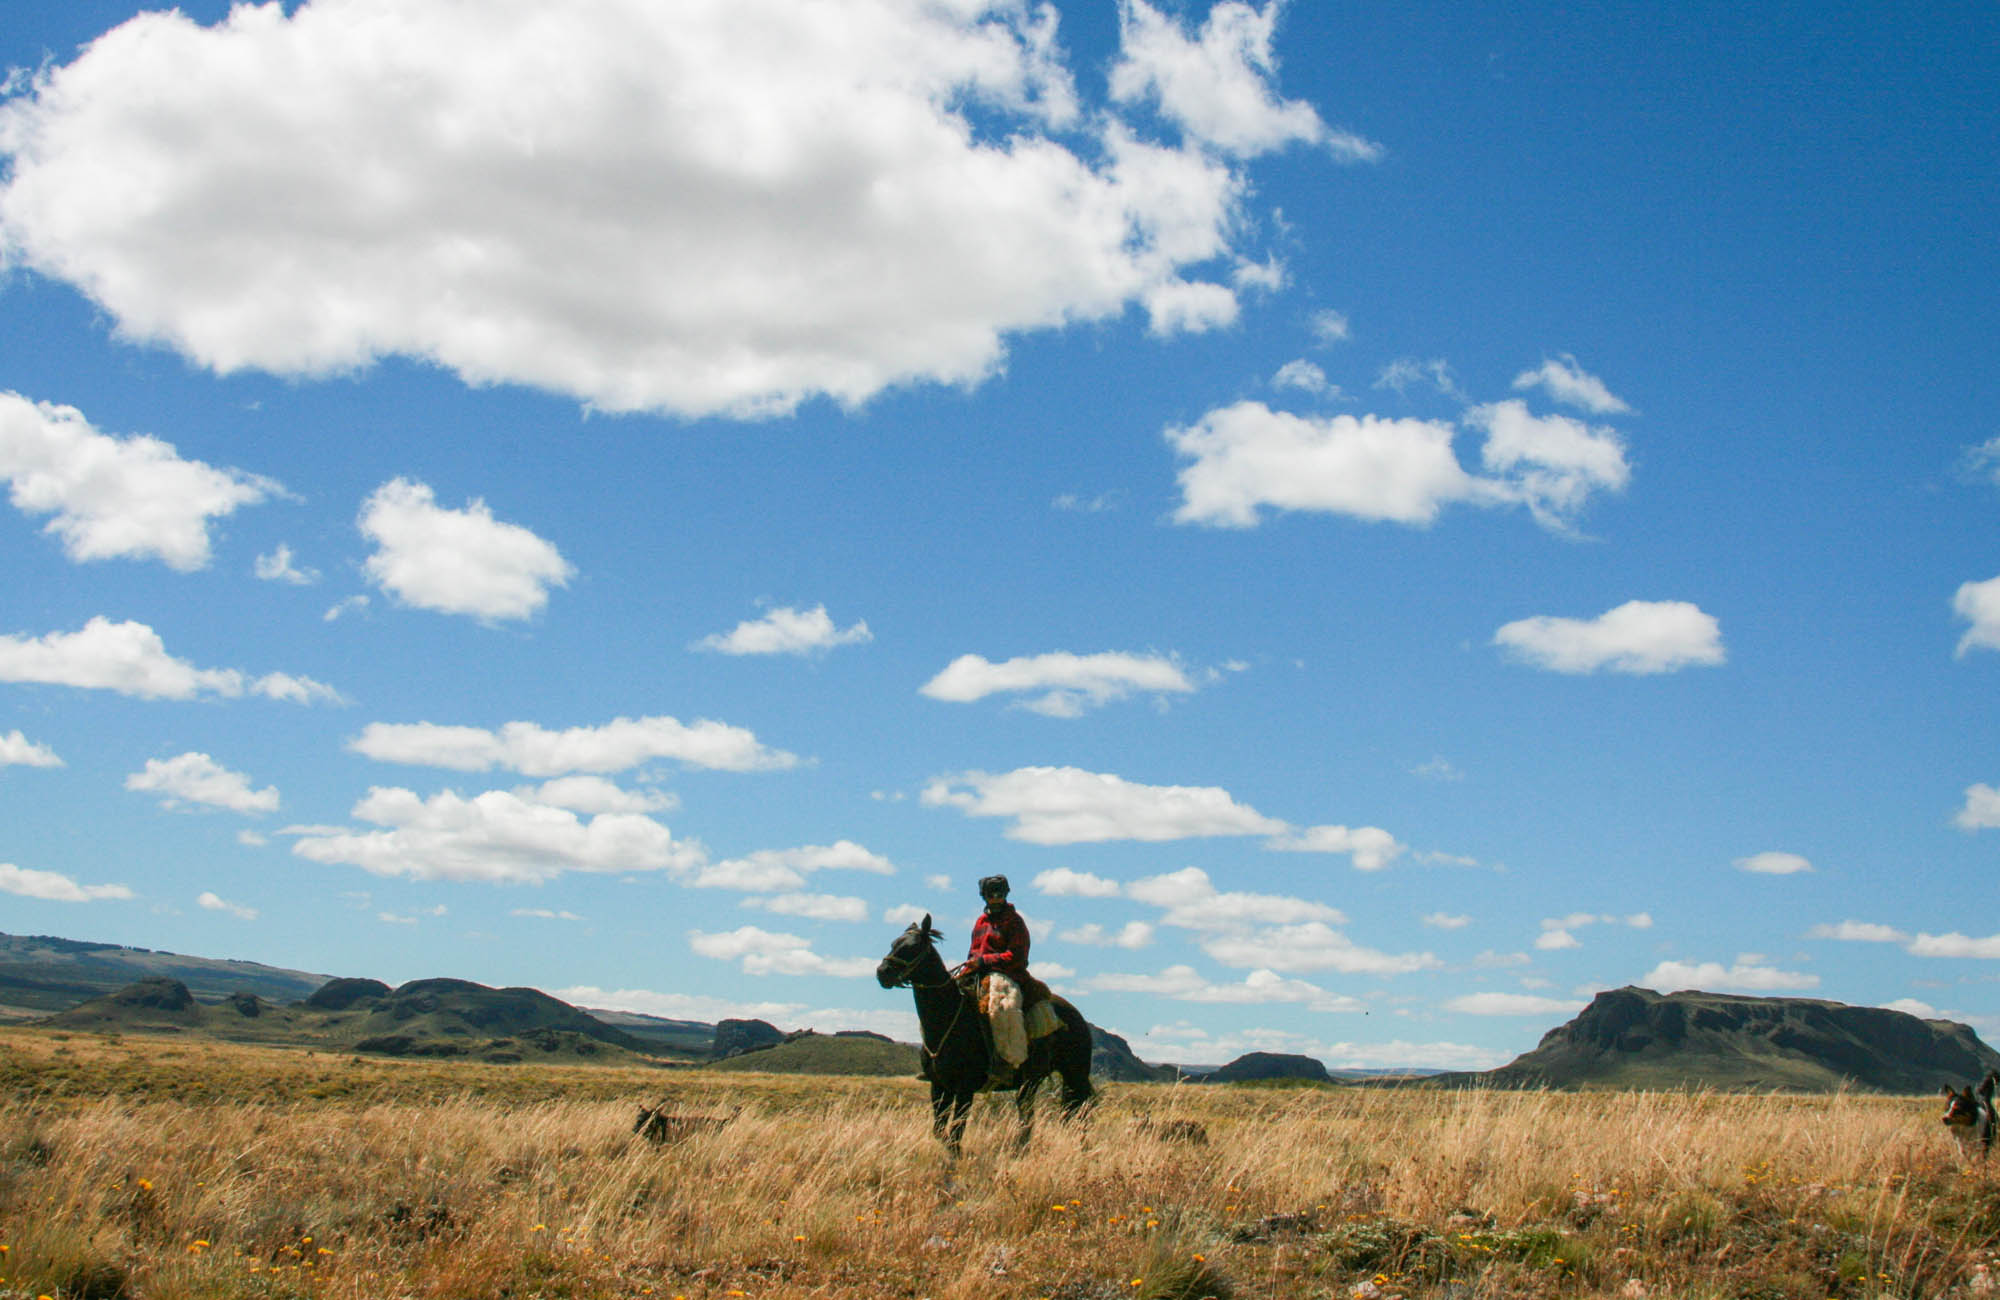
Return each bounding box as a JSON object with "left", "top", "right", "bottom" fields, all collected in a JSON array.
[{"left": 3, "top": 1026, "right": 1998, "bottom": 1300}]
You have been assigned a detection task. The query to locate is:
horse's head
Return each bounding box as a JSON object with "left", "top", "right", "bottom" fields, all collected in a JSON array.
[{"left": 877, "top": 913, "right": 945, "bottom": 988}]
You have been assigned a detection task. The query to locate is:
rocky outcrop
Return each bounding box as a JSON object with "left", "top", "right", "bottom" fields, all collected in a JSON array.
[
  {"left": 1461, "top": 987, "right": 2000, "bottom": 1093},
  {"left": 1090, "top": 1024, "right": 1181, "bottom": 1082},
  {"left": 1206, "top": 1051, "right": 1330, "bottom": 1084},
  {"left": 712, "top": 1018, "right": 786, "bottom": 1059},
  {"left": 304, "top": 977, "right": 391, "bottom": 1010}
]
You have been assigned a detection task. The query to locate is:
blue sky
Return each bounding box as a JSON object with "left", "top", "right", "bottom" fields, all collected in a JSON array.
[{"left": 1, "top": 0, "right": 1996, "bottom": 1070}]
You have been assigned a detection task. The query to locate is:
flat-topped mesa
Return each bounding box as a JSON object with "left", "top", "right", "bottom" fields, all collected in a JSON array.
[{"left": 1476, "top": 986, "right": 2000, "bottom": 1093}]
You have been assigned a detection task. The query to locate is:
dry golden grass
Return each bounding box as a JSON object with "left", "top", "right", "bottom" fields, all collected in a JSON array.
[{"left": 4, "top": 1027, "right": 1998, "bottom": 1299}]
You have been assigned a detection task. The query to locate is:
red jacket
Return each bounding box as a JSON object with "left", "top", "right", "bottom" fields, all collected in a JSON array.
[{"left": 968, "top": 902, "right": 1030, "bottom": 978}]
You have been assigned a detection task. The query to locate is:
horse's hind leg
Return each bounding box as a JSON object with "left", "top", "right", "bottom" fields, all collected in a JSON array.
[{"left": 1058, "top": 1068, "right": 1095, "bottom": 1123}]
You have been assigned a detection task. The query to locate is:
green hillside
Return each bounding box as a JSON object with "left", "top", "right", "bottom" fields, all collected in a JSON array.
[
  {"left": 0, "top": 932, "right": 330, "bottom": 1014},
  {"left": 705, "top": 1031, "right": 919, "bottom": 1076}
]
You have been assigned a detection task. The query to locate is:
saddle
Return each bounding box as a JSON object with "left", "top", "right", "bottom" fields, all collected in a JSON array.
[{"left": 960, "top": 967, "right": 1064, "bottom": 1039}]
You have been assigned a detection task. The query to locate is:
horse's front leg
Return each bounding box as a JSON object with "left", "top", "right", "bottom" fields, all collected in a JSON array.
[
  {"left": 1012, "top": 1074, "right": 1045, "bottom": 1150},
  {"left": 948, "top": 1089, "right": 974, "bottom": 1153},
  {"left": 931, "top": 1080, "right": 959, "bottom": 1150}
]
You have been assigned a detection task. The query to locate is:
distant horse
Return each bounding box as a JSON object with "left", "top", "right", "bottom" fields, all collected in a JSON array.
[{"left": 875, "top": 914, "right": 1094, "bottom": 1152}]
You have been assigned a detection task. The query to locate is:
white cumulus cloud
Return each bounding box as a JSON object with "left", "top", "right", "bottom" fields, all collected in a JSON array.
[
  {"left": 923, "top": 765, "right": 1286, "bottom": 844},
  {"left": 0, "top": 616, "right": 338, "bottom": 702},
  {"left": 1951, "top": 575, "right": 2000, "bottom": 657},
  {"left": 1494, "top": 600, "right": 1725, "bottom": 674},
  {"left": 1032, "top": 867, "right": 1124, "bottom": 898},
  {"left": 1110, "top": 0, "right": 1381, "bottom": 162},
  {"left": 1905, "top": 932, "right": 2000, "bottom": 959},
  {"left": 696, "top": 604, "right": 871, "bottom": 656},
  {"left": 0, "top": 0, "right": 1298, "bottom": 418},
  {"left": 1956, "top": 783, "right": 2000, "bottom": 830},
  {"left": 1510, "top": 355, "right": 1631, "bottom": 415},
  {"left": 742, "top": 893, "right": 870, "bottom": 923},
  {"left": 1057, "top": 921, "right": 1156, "bottom": 949},
  {"left": 1641, "top": 957, "right": 1819, "bottom": 993},
  {"left": 349, "top": 715, "right": 795, "bottom": 775},
  {"left": 254, "top": 543, "right": 318, "bottom": 585},
  {"left": 0, "top": 862, "right": 133, "bottom": 903},
  {"left": 1168, "top": 403, "right": 1489, "bottom": 528},
  {"left": 0, "top": 729, "right": 62, "bottom": 768},
  {"left": 289, "top": 786, "right": 698, "bottom": 884},
  {"left": 920, "top": 650, "right": 1196, "bottom": 716},
  {"left": 688, "top": 926, "right": 876, "bottom": 978},
  {"left": 126, "top": 752, "right": 279, "bottom": 815},
  {"left": 359, "top": 478, "right": 572, "bottom": 622},
  {"left": 1201, "top": 921, "right": 1439, "bottom": 975},
  {"left": 1807, "top": 920, "right": 1909, "bottom": 943},
  {"left": 1463, "top": 400, "right": 1630, "bottom": 531},
  {"left": 694, "top": 841, "right": 895, "bottom": 893},
  {"left": 1267, "top": 823, "right": 1406, "bottom": 871},
  {"left": 197, "top": 890, "right": 258, "bottom": 921},
  {"left": 1088, "top": 964, "right": 1362, "bottom": 1012},
  {"left": 0, "top": 392, "right": 280, "bottom": 570}
]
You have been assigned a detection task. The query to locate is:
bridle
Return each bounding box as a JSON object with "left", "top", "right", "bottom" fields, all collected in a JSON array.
[
  {"left": 878, "top": 936, "right": 956, "bottom": 991},
  {"left": 881, "top": 931, "right": 974, "bottom": 1068}
]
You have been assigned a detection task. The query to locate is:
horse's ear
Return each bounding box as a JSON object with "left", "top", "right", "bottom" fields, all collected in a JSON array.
[{"left": 920, "top": 912, "right": 932, "bottom": 933}]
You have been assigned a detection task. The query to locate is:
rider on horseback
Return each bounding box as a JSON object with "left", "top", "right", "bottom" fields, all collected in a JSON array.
[{"left": 955, "top": 874, "right": 1030, "bottom": 1089}]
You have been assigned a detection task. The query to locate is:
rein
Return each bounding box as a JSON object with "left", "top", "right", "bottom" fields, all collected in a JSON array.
[{"left": 883, "top": 941, "right": 976, "bottom": 1068}]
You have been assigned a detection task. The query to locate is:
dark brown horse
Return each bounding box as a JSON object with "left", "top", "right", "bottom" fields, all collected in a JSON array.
[{"left": 876, "top": 914, "right": 1094, "bottom": 1151}]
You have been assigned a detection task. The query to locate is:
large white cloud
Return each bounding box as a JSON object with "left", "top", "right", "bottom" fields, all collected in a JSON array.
[
  {"left": 359, "top": 478, "right": 572, "bottom": 622},
  {"left": 1110, "top": 0, "right": 1381, "bottom": 162},
  {"left": 919, "top": 650, "right": 1196, "bottom": 716},
  {"left": 1493, "top": 600, "right": 1725, "bottom": 674},
  {"left": 0, "top": 616, "right": 339, "bottom": 702},
  {"left": 125, "top": 752, "right": 279, "bottom": 815},
  {"left": 0, "top": 392, "right": 281, "bottom": 570},
  {"left": 0, "top": 862, "right": 133, "bottom": 903},
  {"left": 289, "top": 785, "right": 697, "bottom": 883},
  {"left": 0, "top": 729, "right": 62, "bottom": 768},
  {"left": 0, "top": 0, "right": 1314, "bottom": 418},
  {"left": 349, "top": 715, "right": 796, "bottom": 774},
  {"left": 695, "top": 605, "right": 871, "bottom": 656},
  {"left": 923, "top": 765, "right": 1287, "bottom": 843}
]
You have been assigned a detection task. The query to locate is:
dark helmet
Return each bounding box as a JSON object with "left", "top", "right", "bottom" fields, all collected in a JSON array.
[{"left": 978, "top": 874, "right": 1011, "bottom": 899}]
